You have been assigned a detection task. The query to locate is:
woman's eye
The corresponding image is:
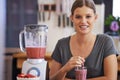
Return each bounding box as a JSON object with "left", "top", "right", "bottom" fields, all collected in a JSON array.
[
  {"left": 75, "top": 16, "right": 81, "bottom": 19},
  {"left": 86, "top": 15, "right": 91, "bottom": 18}
]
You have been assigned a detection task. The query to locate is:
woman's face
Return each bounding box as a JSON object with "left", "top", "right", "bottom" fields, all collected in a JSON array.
[{"left": 71, "top": 6, "right": 97, "bottom": 35}]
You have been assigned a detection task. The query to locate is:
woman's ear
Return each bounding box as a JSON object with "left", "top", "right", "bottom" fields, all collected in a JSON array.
[
  {"left": 95, "top": 14, "right": 98, "bottom": 20},
  {"left": 70, "top": 15, "right": 73, "bottom": 22}
]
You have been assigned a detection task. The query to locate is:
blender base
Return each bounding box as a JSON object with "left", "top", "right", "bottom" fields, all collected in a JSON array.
[{"left": 22, "top": 59, "right": 48, "bottom": 80}]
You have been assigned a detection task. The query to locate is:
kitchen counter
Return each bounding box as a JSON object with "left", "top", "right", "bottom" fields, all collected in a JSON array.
[{"left": 12, "top": 52, "right": 52, "bottom": 69}]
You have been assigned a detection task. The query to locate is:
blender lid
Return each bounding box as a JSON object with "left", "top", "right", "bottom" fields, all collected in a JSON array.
[{"left": 25, "top": 24, "right": 48, "bottom": 32}]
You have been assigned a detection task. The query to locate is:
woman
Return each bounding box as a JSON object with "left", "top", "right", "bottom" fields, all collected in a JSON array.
[{"left": 49, "top": 0, "right": 118, "bottom": 80}]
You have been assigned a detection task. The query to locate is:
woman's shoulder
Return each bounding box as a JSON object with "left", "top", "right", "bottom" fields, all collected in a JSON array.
[
  {"left": 58, "top": 36, "right": 71, "bottom": 43},
  {"left": 97, "top": 34, "right": 112, "bottom": 40},
  {"left": 55, "top": 36, "right": 71, "bottom": 47}
]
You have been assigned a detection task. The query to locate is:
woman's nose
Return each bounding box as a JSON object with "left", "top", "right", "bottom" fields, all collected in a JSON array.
[{"left": 80, "top": 17, "right": 87, "bottom": 24}]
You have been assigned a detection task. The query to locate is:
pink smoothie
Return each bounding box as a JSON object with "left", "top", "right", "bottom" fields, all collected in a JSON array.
[
  {"left": 26, "top": 47, "right": 46, "bottom": 59},
  {"left": 75, "top": 68, "right": 87, "bottom": 80}
]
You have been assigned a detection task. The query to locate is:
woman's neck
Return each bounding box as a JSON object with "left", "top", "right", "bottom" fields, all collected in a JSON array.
[{"left": 74, "top": 33, "right": 96, "bottom": 45}]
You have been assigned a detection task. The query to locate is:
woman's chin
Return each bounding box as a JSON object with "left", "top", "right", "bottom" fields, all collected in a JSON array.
[{"left": 78, "top": 29, "right": 90, "bottom": 34}]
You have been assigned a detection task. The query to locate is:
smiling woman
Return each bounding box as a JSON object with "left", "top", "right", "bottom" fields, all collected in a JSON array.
[{"left": 49, "top": 0, "right": 118, "bottom": 80}]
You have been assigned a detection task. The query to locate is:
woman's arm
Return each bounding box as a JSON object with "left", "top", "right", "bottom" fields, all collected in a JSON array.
[
  {"left": 88, "top": 54, "right": 118, "bottom": 80},
  {"left": 49, "top": 60, "right": 67, "bottom": 80}
]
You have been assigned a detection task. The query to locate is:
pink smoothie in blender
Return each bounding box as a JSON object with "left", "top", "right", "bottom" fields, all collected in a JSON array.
[{"left": 26, "top": 47, "right": 46, "bottom": 58}]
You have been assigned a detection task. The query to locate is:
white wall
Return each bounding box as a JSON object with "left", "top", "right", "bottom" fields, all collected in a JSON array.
[
  {"left": 38, "top": 4, "right": 105, "bottom": 53},
  {"left": 38, "top": 12, "right": 75, "bottom": 52},
  {"left": 92, "top": 4, "right": 105, "bottom": 34},
  {"left": 0, "top": 0, "right": 6, "bottom": 80}
]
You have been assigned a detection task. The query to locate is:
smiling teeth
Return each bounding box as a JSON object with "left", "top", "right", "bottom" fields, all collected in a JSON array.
[{"left": 80, "top": 26, "right": 88, "bottom": 28}]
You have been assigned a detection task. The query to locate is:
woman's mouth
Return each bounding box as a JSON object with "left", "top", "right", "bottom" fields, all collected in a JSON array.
[{"left": 79, "top": 26, "right": 88, "bottom": 30}]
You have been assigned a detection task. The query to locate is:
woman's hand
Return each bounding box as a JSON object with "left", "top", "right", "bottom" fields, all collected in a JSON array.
[
  {"left": 50, "top": 56, "right": 85, "bottom": 80},
  {"left": 62, "top": 56, "right": 85, "bottom": 72}
]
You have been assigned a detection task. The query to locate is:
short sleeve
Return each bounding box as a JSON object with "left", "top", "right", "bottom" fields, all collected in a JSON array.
[
  {"left": 51, "top": 40, "right": 62, "bottom": 64},
  {"left": 104, "top": 36, "right": 118, "bottom": 58}
]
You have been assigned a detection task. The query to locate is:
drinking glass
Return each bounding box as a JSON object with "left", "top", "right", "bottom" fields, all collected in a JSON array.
[{"left": 75, "top": 66, "right": 87, "bottom": 80}]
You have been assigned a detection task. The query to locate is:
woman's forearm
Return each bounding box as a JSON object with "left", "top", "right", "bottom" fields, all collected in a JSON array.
[{"left": 50, "top": 67, "right": 67, "bottom": 80}]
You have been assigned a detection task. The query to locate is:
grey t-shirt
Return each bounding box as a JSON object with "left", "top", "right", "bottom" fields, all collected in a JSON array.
[{"left": 51, "top": 34, "right": 118, "bottom": 79}]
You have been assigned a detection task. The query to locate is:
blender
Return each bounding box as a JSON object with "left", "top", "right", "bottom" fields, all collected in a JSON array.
[{"left": 19, "top": 24, "right": 48, "bottom": 80}]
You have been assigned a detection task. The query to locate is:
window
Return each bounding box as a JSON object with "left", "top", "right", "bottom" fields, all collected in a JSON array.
[
  {"left": 6, "top": 0, "right": 37, "bottom": 48},
  {"left": 113, "top": 0, "right": 120, "bottom": 17}
]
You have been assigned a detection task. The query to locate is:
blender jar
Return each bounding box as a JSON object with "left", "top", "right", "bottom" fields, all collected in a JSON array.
[{"left": 19, "top": 24, "right": 48, "bottom": 59}]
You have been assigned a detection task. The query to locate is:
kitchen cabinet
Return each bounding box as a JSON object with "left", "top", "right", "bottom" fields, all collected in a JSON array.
[
  {"left": 4, "top": 54, "right": 13, "bottom": 80},
  {"left": 6, "top": 0, "right": 38, "bottom": 47}
]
